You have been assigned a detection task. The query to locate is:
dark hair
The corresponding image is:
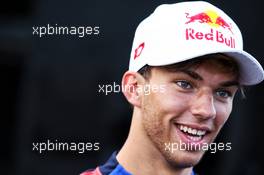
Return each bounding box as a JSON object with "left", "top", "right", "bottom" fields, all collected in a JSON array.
[{"left": 138, "top": 53, "right": 245, "bottom": 97}]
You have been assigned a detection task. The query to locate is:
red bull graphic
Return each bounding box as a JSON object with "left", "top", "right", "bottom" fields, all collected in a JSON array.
[
  {"left": 215, "top": 16, "right": 233, "bottom": 34},
  {"left": 185, "top": 12, "right": 213, "bottom": 24},
  {"left": 134, "top": 42, "right": 145, "bottom": 60},
  {"left": 186, "top": 28, "right": 235, "bottom": 48},
  {"left": 184, "top": 10, "right": 235, "bottom": 48}
]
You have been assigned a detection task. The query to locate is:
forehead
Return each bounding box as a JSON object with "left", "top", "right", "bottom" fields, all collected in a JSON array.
[
  {"left": 148, "top": 54, "right": 240, "bottom": 84},
  {"left": 155, "top": 54, "right": 239, "bottom": 79},
  {"left": 150, "top": 62, "right": 239, "bottom": 88},
  {"left": 162, "top": 54, "right": 239, "bottom": 74},
  {"left": 188, "top": 61, "right": 238, "bottom": 82}
]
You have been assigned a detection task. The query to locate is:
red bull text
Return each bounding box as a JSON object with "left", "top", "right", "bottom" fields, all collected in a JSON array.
[
  {"left": 185, "top": 11, "right": 235, "bottom": 48},
  {"left": 186, "top": 28, "right": 235, "bottom": 48}
]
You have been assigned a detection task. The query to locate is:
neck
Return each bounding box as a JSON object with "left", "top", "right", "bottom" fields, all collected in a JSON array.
[{"left": 116, "top": 108, "right": 193, "bottom": 175}]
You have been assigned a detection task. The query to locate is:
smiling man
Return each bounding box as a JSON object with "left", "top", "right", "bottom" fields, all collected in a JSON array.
[
  {"left": 81, "top": 1, "right": 264, "bottom": 175},
  {"left": 118, "top": 53, "right": 240, "bottom": 175}
]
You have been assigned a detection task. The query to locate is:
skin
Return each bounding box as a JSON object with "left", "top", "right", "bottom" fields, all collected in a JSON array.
[{"left": 117, "top": 60, "right": 238, "bottom": 175}]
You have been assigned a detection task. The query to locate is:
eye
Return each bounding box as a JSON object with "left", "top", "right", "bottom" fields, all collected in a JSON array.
[
  {"left": 175, "top": 80, "right": 193, "bottom": 89},
  {"left": 215, "top": 89, "right": 232, "bottom": 98}
]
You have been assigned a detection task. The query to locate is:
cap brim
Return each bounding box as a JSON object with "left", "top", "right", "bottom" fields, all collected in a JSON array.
[
  {"left": 146, "top": 49, "right": 264, "bottom": 86},
  {"left": 223, "top": 50, "right": 264, "bottom": 85}
]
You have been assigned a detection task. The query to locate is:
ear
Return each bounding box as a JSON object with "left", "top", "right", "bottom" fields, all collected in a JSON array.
[{"left": 121, "top": 71, "right": 145, "bottom": 108}]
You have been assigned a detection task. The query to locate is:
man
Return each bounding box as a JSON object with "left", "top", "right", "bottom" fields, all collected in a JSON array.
[{"left": 81, "top": 1, "right": 264, "bottom": 175}]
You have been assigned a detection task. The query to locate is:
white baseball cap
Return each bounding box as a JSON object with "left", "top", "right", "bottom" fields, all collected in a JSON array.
[{"left": 129, "top": 1, "right": 264, "bottom": 85}]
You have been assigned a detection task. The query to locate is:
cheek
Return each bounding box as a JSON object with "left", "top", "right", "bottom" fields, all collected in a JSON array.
[
  {"left": 152, "top": 85, "right": 190, "bottom": 114},
  {"left": 141, "top": 86, "right": 190, "bottom": 134},
  {"left": 214, "top": 102, "right": 233, "bottom": 128}
]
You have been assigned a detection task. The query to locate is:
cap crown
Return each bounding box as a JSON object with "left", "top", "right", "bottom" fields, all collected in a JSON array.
[{"left": 129, "top": 1, "right": 242, "bottom": 71}]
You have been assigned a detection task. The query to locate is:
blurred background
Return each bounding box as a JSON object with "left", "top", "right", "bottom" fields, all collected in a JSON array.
[{"left": 0, "top": 0, "right": 263, "bottom": 174}]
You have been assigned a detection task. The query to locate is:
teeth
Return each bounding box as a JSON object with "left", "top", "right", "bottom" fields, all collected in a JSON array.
[
  {"left": 180, "top": 125, "right": 183, "bottom": 130},
  {"left": 178, "top": 124, "right": 206, "bottom": 137},
  {"left": 188, "top": 128, "right": 192, "bottom": 133},
  {"left": 187, "top": 135, "right": 202, "bottom": 141},
  {"left": 197, "top": 130, "right": 206, "bottom": 136},
  {"left": 192, "top": 129, "right": 197, "bottom": 135}
]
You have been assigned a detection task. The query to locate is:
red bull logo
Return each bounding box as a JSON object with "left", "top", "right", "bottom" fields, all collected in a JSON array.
[
  {"left": 185, "top": 10, "right": 233, "bottom": 34},
  {"left": 215, "top": 16, "right": 233, "bottom": 34},
  {"left": 185, "top": 10, "right": 235, "bottom": 48},
  {"left": 185, "top": 12, "right": 213, "bottom": 24}
]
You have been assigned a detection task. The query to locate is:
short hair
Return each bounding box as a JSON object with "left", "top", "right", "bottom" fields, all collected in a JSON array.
[{"left": 138, "top": 53, "right": 245, "bottom": 97}]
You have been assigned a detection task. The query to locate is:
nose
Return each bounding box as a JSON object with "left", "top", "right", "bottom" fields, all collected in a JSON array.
[{"left": 190, "top": 91, "right": 216, "bottom": 120}]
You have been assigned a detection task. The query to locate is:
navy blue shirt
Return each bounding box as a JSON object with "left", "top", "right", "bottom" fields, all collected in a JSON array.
[{"left": 81, "top": 151, "right": 196, "bottom": 175}]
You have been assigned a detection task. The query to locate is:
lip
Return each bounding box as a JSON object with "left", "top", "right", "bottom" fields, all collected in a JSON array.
[
  {"left": 173, "top": 123, "right": 212, "bottom": 147},
  {"left": 176, "top": 122, "right": 212, "bottom": 132}
]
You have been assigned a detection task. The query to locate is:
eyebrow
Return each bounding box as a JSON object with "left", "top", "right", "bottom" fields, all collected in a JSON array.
[
  {"left": 219, "top": 81, "right": 239, "bottom": 87},
  {"left": 181, "top": 70, "right": 203, "bottom": 80},
  {"left": 179, "top": 70, "right": 239, "bottom": 87}
]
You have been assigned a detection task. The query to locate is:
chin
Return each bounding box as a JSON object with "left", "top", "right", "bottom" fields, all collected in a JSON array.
[{"left": 162, "top": 148, "right": 205, "bottom": 168}]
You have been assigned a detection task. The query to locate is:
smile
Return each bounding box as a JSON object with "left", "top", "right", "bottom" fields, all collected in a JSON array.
[
  {"left": 175, "top": 124, "right": 210, "bottom": 143},
  {"left": 179, "top": 125, "right": 206, "bottom": 136}
]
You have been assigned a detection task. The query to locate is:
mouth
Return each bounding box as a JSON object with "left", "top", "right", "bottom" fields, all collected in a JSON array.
[{"left": 174, "top": 123, "right": 211, "bottom": 145}]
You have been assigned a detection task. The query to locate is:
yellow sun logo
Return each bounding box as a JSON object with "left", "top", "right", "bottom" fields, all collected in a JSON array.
[{"left": 205, "top": 10, "right": 220, "bottom": 28}]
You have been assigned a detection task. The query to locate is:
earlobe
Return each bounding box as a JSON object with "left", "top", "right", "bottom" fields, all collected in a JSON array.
[{"left": 121, "top": 71, "right": 142, "bottom": 108}]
